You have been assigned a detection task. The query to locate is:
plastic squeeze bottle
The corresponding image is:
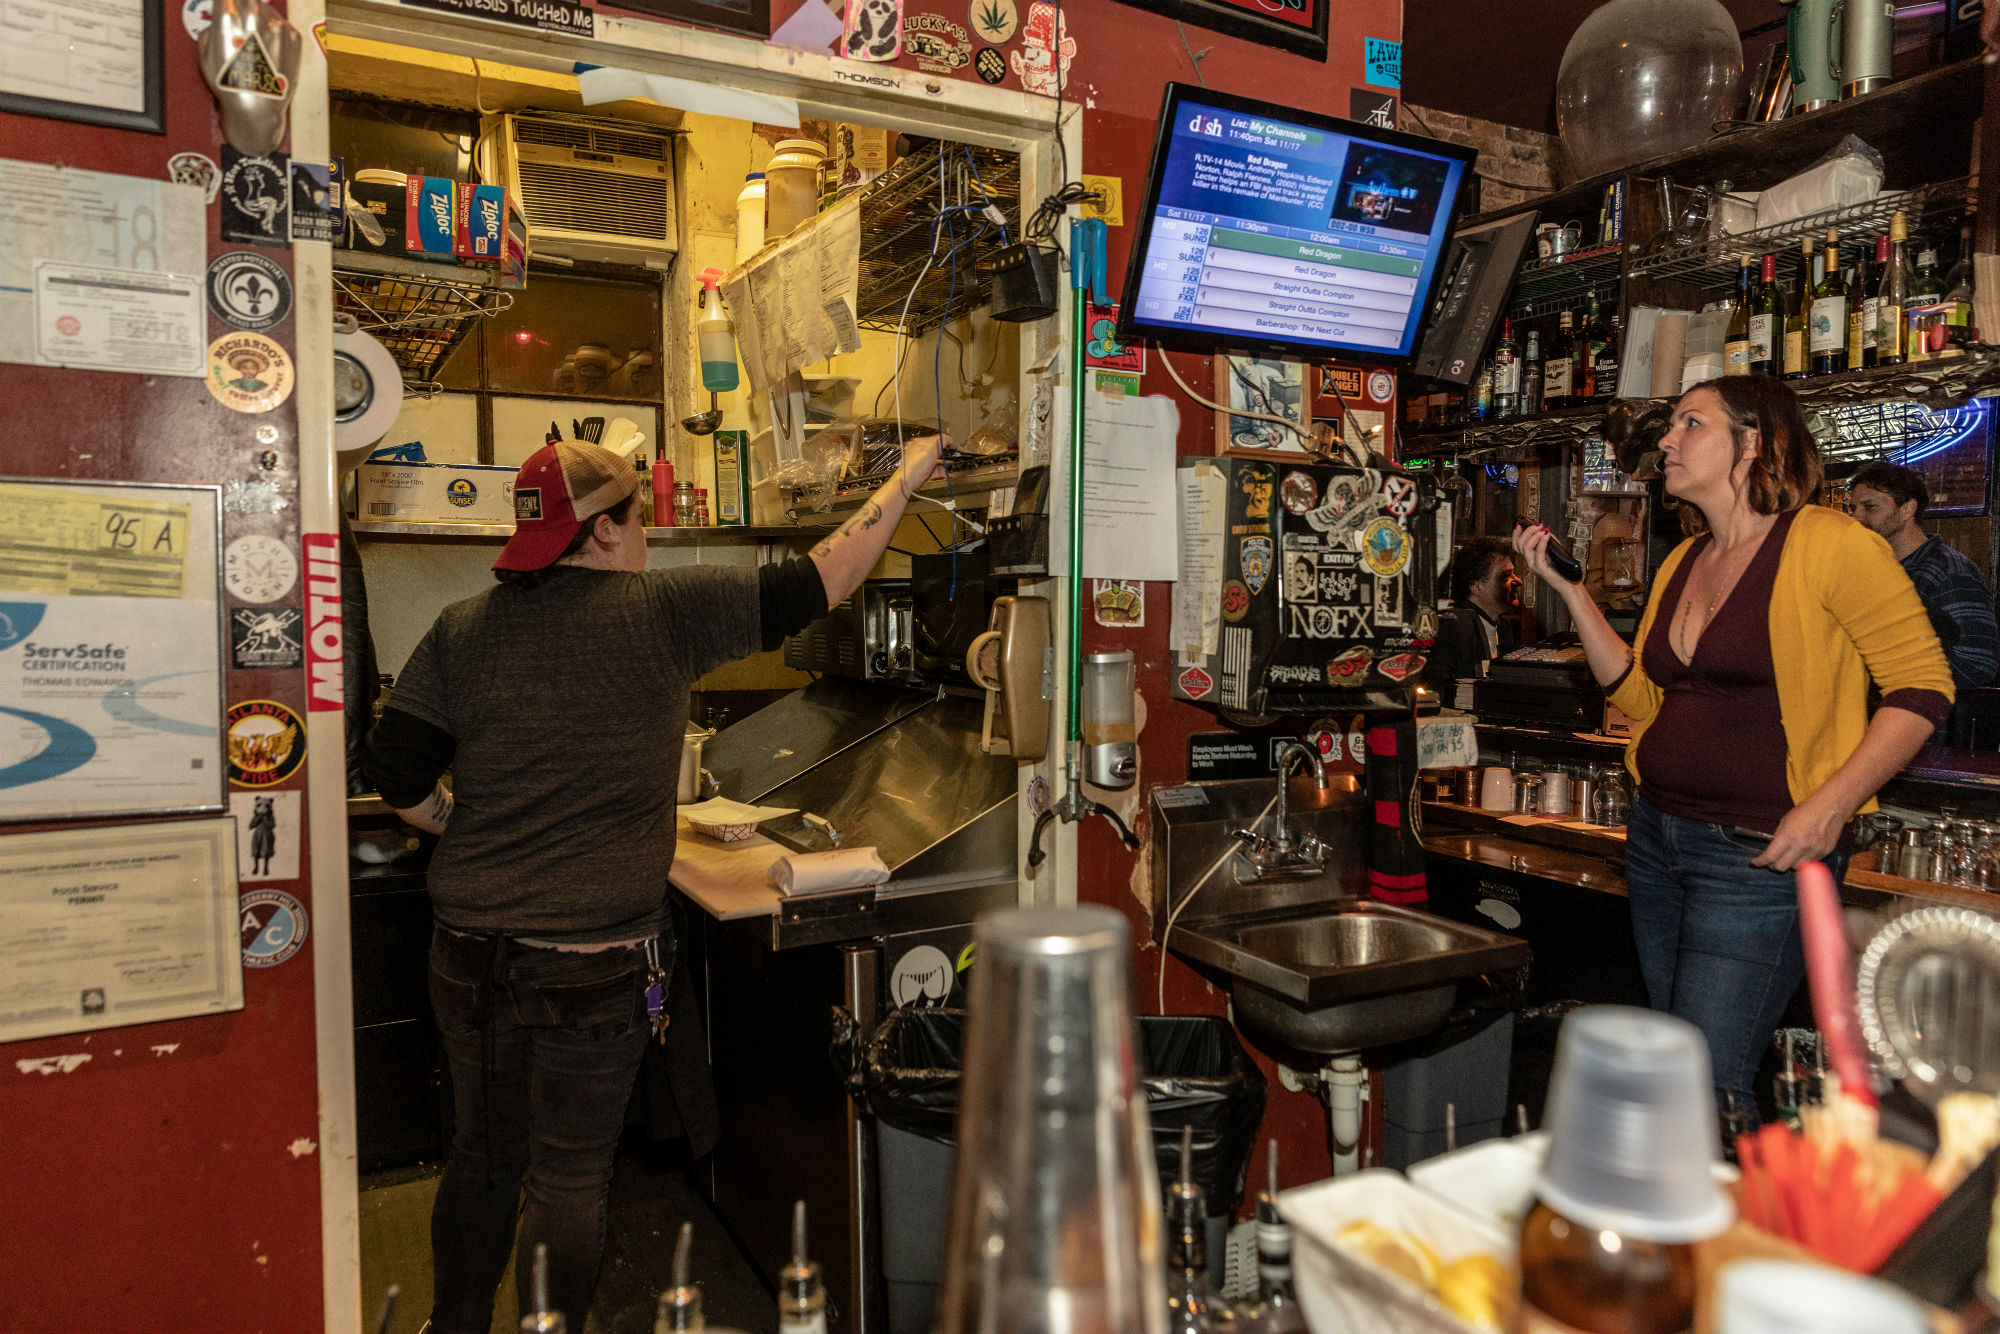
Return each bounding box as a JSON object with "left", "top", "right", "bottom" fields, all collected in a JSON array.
[{"left": 696, "top": 267, "right": 740, "bottom": 394}]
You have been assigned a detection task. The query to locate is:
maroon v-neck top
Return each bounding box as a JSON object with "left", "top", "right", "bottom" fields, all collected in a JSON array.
[{"left": 1633, "top": 509, "right": 1800, "bottom": 834}]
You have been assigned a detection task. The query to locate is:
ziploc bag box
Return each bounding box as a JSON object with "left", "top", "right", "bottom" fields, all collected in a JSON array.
[
  {"left": 454, "top": 183, "right": 525, "bottom": 265},
  {"left": 404, "top": 176, "right": 459, "bottom": 263},
  {"left": 356, "top": 462, "right": 515, "bottom": 523}
]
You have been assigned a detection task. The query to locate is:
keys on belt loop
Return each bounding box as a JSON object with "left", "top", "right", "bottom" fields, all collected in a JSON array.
[{"left": 644, "top": 937, "right": 669, "bottom": 1045}]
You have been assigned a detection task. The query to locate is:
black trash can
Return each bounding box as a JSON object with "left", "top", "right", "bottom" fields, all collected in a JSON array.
[{"left": 861, "top": 1008, "right": 1267, "bottom": 1333}]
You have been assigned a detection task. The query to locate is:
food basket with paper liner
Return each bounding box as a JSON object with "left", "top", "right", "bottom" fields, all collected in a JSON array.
[{"left": 1280, "top": 1168, "right": 1515, "bottom": 1333}]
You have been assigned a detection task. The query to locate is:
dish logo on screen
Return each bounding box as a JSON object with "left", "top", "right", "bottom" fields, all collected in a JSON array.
[{"left": 1187, "top": 111, "right": 1224, "bottom": 138}]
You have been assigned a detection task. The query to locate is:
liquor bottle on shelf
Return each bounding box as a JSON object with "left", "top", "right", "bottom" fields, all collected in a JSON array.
[
  {"left": 1473, "top": 359, "right": 1495, "bottom": 421},
  {"left": 1577, "top": 293, "right": 1603, "bottom": 400},
  {"left": 1723, "top": 256, "right": 1754, "bottom": 375},
  {"left": 1846, "top": 233, "right": 1875, "bottom": 371},
  {"left": 1493, "top": 317, "right": 1521, "bottom": 417},
  {"left": 1594, "top": 313, "right": 1623, "bottom": 399},
  {"left": 1544, "top": 310, "right": 1577, "bottom": 409},
  {"left": 778, "top": 1202, "right": 827, "bottom": 1334},
  {"left": 1749, "top": 253, "right": 1781, "bottom": 376},
  {"left": 1877, "top": 212, "right": 1913, "bottom": 367},
  {"left": 1810, "top": 228, "right": 1848, "bottom": 376},
  {"left": 1165, "top": 1126, "right": 1233, "bottom": 1334},
  {"left": 1910, "top": 234, "right": 1946, "bottom": 308},
  {"left": 1521, "top": 329, "right": 1544, "bottom": 416},
  {"left": 1783, "top": 235, "right": 1814, "bottom": 380}
]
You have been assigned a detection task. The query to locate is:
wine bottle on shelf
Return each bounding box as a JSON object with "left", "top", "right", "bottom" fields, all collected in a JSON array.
[
  {"left": 1783, "top": 235, "right": 1814, "bottom": 379},
  {"left": 1723, "top": 256, "right": 1754, "bottom": 375},
  {"left": 1910, "top": 235, "right": 1946, "bottom": 307},
  {"left": 1859, "top": 234, "right": 1887, "bottom": 368},
  {"left": 1846, "top": 233, "right": 1875, "bottom": 371},
  {"left": 1942, "top": 222, "right": 1974, "bottom": 332},
  {"left": 1544, "top": 309, "right": 1576, "bottom": 409},
  {"left": 1811, "top": 229, "right": 1848, "bottom": 376},
  {"left": 1878, "top": 212, "right": 1912, "bottom": 367},
  {"left": 1748, "top": 254, "right": 1781, "bottom": 376},
  {"left": 1492, "top": 317, "right": 1521, "bottom": 417},
  {"left": 1595, "top": 312, "right": 1623, "bottom": 398},
  {"left": 1521, "top": 329, "right": 1544, "bottom": 416}
]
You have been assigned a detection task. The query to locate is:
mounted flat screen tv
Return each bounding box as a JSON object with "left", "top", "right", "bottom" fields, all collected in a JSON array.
[{"left": 1117, "top": 84, "right": 1478, "bottom": 367}]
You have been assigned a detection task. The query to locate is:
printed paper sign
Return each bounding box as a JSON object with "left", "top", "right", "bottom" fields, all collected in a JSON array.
[
  {"left": 1365, "top": 37, "right": 1401, "bottom": 89},
  {"left": 33, "top": 263, "right": 204, "bottom": 378}
]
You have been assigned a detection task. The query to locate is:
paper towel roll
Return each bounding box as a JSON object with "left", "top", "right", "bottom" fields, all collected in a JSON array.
[{"left": 1650, "top": 314, "right": 1690, "bottom": 399}]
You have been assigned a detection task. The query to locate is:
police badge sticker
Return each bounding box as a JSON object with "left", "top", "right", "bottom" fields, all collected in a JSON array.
[
  {"left": 231, "top": 604, "right": 303, "bottom": 669},
  {"left": 1239, "top": 536, "right": 1273, "bottom": 595},
  {"left": 205, "top": 332, "right": 294, "bottom": 412},
  {"left": 240, "top": 888, "right": 308, "bottom": 968},
  {"left": 1362, "top": 517, "right": 1409, "bottom": 578}
]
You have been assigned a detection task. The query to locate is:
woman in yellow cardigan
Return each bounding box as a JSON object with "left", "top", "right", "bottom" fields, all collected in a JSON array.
[{"left": 1515, "top": 375, "right": 1952, "bottom": 1124}]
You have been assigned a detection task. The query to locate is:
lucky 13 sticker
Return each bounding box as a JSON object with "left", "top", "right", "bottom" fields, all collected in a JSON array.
[
  {"left": 240, "top": 888, "right": 308, "bottom": 967},
  {"left": 227, "top": 698, "right": 305, "bottom": 788},
  {"left": 206, "top": 331, "right": 294, "bottom": 413}
]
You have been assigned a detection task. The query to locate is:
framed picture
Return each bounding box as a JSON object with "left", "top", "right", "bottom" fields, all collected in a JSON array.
[
  {"left": 1215, "top": 353, "right": 1307, "bottom": 456},
  {"left": 0, "top": 478, "right": 227, "bottom": 823},
  {"left": 0, "top": 0, "right": 165, "bottom": 134},
  {"left": 1110, "top": 0, "right": 1327, "bottom": 60},
  {"left": 610, "top": 0, "right": 771, "bottom": 39}
]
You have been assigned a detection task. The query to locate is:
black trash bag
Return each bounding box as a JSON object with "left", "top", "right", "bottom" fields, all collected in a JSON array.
[{"left": 862, "top": 1009, "right": 1269, "bottom": 1217}]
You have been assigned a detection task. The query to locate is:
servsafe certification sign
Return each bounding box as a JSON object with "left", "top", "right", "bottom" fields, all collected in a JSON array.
[{"left": 0, "top": 479, "right": 226, "bottom": 821}]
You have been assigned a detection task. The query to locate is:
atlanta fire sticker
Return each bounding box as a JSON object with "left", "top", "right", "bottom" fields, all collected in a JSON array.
[{"left": 227, "top": 697, "right": 304, "bottom": 787}]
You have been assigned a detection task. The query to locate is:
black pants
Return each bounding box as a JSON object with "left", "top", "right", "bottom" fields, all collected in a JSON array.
[{"left": 426, "top": 928, "right": 651, "bottom": 1334}]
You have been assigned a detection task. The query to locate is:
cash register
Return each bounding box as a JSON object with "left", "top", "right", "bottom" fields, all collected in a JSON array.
[{"left": 1472, "top": 642, "right": 1630, "bottom": 736}]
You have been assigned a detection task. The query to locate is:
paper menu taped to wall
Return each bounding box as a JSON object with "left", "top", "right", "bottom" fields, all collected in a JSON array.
[
  {"left": 1076, "top": 390, "right": 1179, "bottom": 583},
  {"left": 722, "top": 196, "right": 862, "bottom": 392},
  {"left": 0, "top": 160, "right": 205, "bottom": 368},
  {"left": 1172, "top": 460, "right": 1225, "bottom": 658}
]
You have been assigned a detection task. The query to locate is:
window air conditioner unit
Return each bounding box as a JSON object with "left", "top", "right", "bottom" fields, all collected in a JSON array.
[{"left": 479, "top": 112, "right": 678, "bottom": 269}]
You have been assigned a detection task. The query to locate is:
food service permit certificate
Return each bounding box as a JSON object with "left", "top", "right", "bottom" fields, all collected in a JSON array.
[{"left": 0, "top": 819, "right": 244, "bottom": 1043}]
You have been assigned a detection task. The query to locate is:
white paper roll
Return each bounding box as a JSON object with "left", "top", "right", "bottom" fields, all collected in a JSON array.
[{"left": 333, "top": 327, "right": 404, "bottom": 459}]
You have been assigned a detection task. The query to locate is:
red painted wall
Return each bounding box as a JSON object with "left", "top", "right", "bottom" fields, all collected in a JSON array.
[
  {"left": 0, "top": 3, "right": 327, "bottom": 1328},
  {"left": 771, "top": 0, "right": 1406, "bottom": 1193}
]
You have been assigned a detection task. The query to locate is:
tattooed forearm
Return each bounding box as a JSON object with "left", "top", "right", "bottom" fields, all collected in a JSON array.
[{"left": 398, "top": 780, "right": 453, "bottom": 834}]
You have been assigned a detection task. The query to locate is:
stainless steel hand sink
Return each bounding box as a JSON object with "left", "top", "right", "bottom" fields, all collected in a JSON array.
[{"left": 1170, "top": 900, "right": 1530, "bottom": 1054}]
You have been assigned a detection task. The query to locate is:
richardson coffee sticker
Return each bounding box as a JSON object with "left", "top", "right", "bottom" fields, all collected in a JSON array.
[{"left": 302, "top": 532, "right": 344, "bottom": 712}]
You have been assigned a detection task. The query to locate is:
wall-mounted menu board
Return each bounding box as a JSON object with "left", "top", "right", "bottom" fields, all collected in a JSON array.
[{"left": 0, "top": 478, "right": 226, "bottom": 822}]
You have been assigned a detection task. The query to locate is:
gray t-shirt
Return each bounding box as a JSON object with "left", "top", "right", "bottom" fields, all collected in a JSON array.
[{"left": 390, "top": 564, "right": 760, "bottom": 943}]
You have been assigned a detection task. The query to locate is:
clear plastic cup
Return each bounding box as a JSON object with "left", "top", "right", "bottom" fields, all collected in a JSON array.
[
  {"left": 1714, "top": 1260, "right": 1927, "bottom": 1334},
  {"left": 1533, "top": 1006, "right": 1735, "bottom": 1243}
]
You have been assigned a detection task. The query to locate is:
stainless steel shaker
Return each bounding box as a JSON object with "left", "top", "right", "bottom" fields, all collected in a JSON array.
[{"left": 934, "top": 905, "right": 1167, "bottom": 1334}]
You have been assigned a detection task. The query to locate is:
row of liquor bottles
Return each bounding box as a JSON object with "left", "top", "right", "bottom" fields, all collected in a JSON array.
[
  {"left": 1449, "top": 211, "right": 1977, "bottom": 426},
  {"left": 1721, "top": 212, "right": 1976, "bottom": 377}
]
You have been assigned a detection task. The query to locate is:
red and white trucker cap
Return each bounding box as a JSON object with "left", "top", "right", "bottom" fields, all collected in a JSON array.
[{"left": 493, "top": 441, "right": 640, "bottom": 572}]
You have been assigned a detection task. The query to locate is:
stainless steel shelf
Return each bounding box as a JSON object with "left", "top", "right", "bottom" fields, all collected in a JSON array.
[
  {"left": 332, "top": 251, "right": 514, "bottom": 392},
  {"left": 855, "top": 141, "right": 1021, "bottom": 335},
  {"left": 1405, "top": 347, "right": 2000, "bottom": 457},
  {"left": 1511, "top": 246, "right": 1623, "bottom": 319},
  {"left": 1625, "top": 177, "right": 1974, "bottom": 289}
]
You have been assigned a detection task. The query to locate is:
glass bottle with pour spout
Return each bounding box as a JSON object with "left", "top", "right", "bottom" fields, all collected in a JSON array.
[{"left": 1165, "top": 1125, "right": 1234, "bottom": 1334}]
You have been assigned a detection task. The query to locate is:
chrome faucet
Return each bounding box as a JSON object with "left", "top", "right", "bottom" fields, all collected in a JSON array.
[{"left": 1233, "top": 741, "right": 1332, "bottom": 881}]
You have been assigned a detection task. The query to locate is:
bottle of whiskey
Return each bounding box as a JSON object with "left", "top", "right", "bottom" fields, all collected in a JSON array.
[
  {"left": 1545, "top": 310, "right": 1577, "bottom": 409},
  {"left": 1492, "top": 317, "right": 1521, "bottom": 417},
  {"left": 1521, "top": 329, "right": 1544, "bottom": 415},
  {"left": 1594, "top": 313, "right": 1623, "bottom": 398}
]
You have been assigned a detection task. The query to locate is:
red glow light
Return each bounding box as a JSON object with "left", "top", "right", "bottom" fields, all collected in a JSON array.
[{"left": 515, "top": 331, "right": 533, "bottom": 344}]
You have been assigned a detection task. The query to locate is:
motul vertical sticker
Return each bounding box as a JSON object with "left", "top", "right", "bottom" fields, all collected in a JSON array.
[{"left": 302, "top": 533, "right": 343, "bottom": 711}]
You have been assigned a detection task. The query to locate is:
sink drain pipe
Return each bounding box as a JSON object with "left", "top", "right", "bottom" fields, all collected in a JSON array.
[{"left": 1324, "top": 1055, "right": 1365, "bottom": 1175}]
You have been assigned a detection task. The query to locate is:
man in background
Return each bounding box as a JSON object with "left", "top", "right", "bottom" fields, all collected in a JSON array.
[
  {"left": 1426, "top": 536, "right": 1521, "bottom": 686},
  {"left": 1849, "top": 460, "right": 1998, "bottom": 691}
]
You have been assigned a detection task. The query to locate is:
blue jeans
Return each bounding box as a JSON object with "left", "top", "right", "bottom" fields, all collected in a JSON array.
[
  {"left": 1624, "top": 795, "right": 1846, "bottom": 1126},
  {"left": 427, "top": 929, "right": 652, "bottom": 1334}
]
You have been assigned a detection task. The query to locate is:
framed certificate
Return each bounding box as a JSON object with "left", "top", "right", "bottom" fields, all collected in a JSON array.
[
  {"left": 0, "top": 478, "right": 227, "bottom": 822},
  {"left": 0, "top": 0, "right": 166, "bottom": 134},
  {"left": 0, "top": 818, "right": 244, "bottom": 1042}
]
